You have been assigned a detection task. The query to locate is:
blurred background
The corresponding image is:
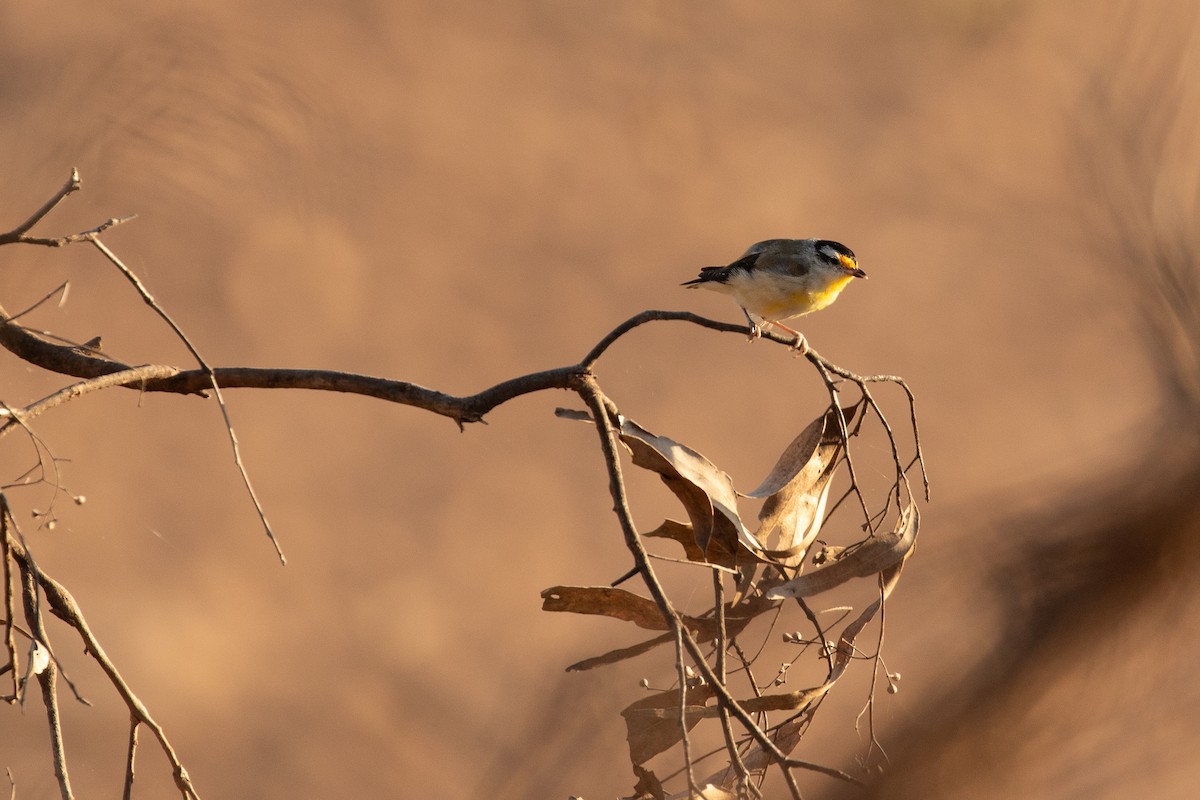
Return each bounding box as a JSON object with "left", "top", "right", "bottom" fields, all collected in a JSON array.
[{"left": 2, "top": 1, "right": 1198, "bottom": 798}]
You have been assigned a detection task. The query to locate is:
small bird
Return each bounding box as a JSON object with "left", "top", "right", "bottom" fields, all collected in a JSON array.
[{"left": 683, "top": 238, "right": 867, "bottom": 354}]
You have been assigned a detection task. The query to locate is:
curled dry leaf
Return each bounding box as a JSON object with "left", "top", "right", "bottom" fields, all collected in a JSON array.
[
  {"left": 621, "top": 418, "right": 759, "bottom": 556},
  {"left": 642, "top": 519, "right": 706, "bottom": 563},
  {"left": 622, "top": 684, "right": 715, "bottom": 765},
  {"left": 747, "top": 404, "right": 857, "bottom": 567},
  {"left": 745, "top": 405, "right": 856, "bottom": 499},
  {"left": 556, "top": 408, "right": 762, "bottom": 558},
  {"left": 765, "top": 502, "right": 919, "bottom": 600}
]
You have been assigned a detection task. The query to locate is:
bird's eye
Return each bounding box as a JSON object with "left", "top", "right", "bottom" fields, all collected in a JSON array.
[{"left": 816, "top": 240, "right": 856, "bottom": 266}]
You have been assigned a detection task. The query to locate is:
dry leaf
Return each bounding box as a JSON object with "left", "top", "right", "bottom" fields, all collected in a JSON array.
[
  {"left": 556, "top": 408, "right": 763, "bottom": 558},
  {"left": 618, "top": 418, "right": 759, "bottom": 556},
  {"left": 544, "top": 585, "right": 779, "bottom": 670},
  {"left": 541, "top": 584, "right": 764, "bottom": 643},
  {"left": 565, "top": 633, "right": 673, "bottom": 672},
  {"left": 749, "top": 405, "right": 856, "bottom": 567},
  {"left": 631, "top": 765, "right": 666, "bottom": 800},
  {"left": 642, "top": 519, "right": 706, "bottom": 562},
  {"left": 622, "top": 684, "right": 715, "bottom": 764},
  {"left": 745, "top": 405, "right": 855, "bottom": 499},
  {"left": 541, "top": 586, "right": 670, "bottom": 631},
  {"left": 758, "top": 466, "right": 835, "bottom": 566},
  {"left": 765, "top": 503, "right": 919, "bottom": 600}
]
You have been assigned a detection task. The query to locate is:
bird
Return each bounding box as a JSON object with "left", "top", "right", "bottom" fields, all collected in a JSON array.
[{"left": 682, "top": 238, "right": 867, "bottom": 354}]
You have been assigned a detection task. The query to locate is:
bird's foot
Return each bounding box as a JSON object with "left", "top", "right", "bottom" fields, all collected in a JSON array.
[
  {"left": 789, "top": 333, "right": 810, "bottom": 356},
  {"left": 741, "top": 309, "right": 763, "bottom": 342}
]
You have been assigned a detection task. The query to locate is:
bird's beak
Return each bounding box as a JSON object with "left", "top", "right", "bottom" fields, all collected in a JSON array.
[{"left": 838, "top": 253, "right": 867, "bottom": 279}]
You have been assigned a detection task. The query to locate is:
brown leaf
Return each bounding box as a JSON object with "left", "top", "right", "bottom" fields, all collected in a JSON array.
[
  {"left": 546, "top": 580, "right": 780, "bottom": 672},
  {"left": 757, "top": 467, "right": 836, "bottom": 567},
  {"left": 544, "top": 584, "right": 777, "bottom": 650},
  {"left": 744, "top": 405, "right": 854, "bottom": 499},
  {"left": 622, "top": 684, "right": 715, "bottom": 765},
  {"left": 619, "top": 418, "right": 758, "bottom": 556},
  {"left": 556, "top": 408, "right": 762, "bottom": 557},
  {"left": 642, "top": 519, "right": 707, "bottom": 562},
  {"left": 631, "top": 765, "right": 666, "bottom": 800},
  {"left": 565, "top": 633, "right": 673, "bottom": 672},
  {"left": 765, "top": 502, "right": 919, "bottom": 600},
  {"left": 748, "top": 405, "right": 856, "bottom": 566},
  {"left": 541, "top": 586, "right": 670, "bottom": 631}
]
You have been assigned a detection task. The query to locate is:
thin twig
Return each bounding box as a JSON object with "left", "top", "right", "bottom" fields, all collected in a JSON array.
[
  {"left": 123, "top": 717, "right": 139, "bottom": 800},
  {"left": 0, "top": 169, "right": 82, "bottom": 244},
  {"left": 714, "top": 572, "right": 761, "bottom": 798},
  {"left": 0, "top": 413, "right": 74, "bottom": 534},
  {"left": 807, "top": 357, "right": 874, "bottom": 528},
  {"left": 855, "top": 574, "right": 892, "bottom": 767},
  {"left": 1, "top": 505, "right": 17, "bottom": 701},
  {"left": 6, "top": 282, "right": 71, "bottom": 325},
  {"left": 811, "top": 352, "right": 930, "bottom": 502},
  {"left": 0, "top": 366, "right": 180, "bottom": 436},
  {"left": 674, "top": 625, "right": 699, "bottom": 797},
  {"left": 6, "top": 215, "right": 136, "bottom": 248},
  {"left": 648, "top": 552, "right": 738, "bottom": 574},
  {"left": 1, "top": 504, "right": 90, "bottom": 707},
  {"left": 87, "top": 237, "right": 285, "bottom": 564},
  {"left": 18, "top": 558, "right": 73, "bottom": 799},
  {"left": 6, "top": 535, "right": 201, "bottom": 799}
]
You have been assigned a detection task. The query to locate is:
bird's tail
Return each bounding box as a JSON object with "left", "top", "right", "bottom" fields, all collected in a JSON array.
[{"left": 681, "top": 266, "right": 733, "bottom": 287}]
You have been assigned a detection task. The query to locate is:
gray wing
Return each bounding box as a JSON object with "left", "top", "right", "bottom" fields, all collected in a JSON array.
[
  {"left": 741, "top": 238, "right": 793, "bottom": 257},
  {"left": 744, "top": 239, "right": 815, "bottom": 277}
]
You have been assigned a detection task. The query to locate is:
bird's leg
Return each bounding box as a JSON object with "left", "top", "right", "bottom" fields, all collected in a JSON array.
[
  {"left": 769, "top": 320, "right": 809, "bottom": 356},
  {"left": 741, "top": 307, "right": 762, "bottom": 342}
]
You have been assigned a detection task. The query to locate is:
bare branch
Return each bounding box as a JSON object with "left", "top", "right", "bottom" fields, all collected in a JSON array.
[
  {"left": 6, "top": 534, "right": 202, "bottom": 799},
  {"left": 0, "top": 366, "right": 181, "bottom": 436},
  {"left": 713, "top": 572, "right": 762, "bottom": 798},
  {"left": 674, "top": 625, "right": 699, "bottom": 797},
  {"left": 12, "top": 215, "right": 137, "bottom": 248},
  {"left": 0, "top": 169, "right": 82, "bottom": 244},
  {"left": 1, "top": 509, "right": 16, "bottom": 702},
  {"left": 123, "top": 718, "right": 139, "bottom": 800},
  {"left": 6, "top": 282, "right": 71, "bottom": 326},
  {"left": 18, "top": 553, "right": 73, "bottom": 799}
]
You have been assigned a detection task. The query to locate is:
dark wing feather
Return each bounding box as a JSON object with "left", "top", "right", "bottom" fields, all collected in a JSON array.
[{"left": 681, "top": 252, "right": 760, "bottom": 286}]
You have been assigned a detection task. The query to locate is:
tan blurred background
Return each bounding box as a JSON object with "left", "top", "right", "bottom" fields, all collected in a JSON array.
[{"left": 2, "top": 1, "right": 1198, "bottom": 798}]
